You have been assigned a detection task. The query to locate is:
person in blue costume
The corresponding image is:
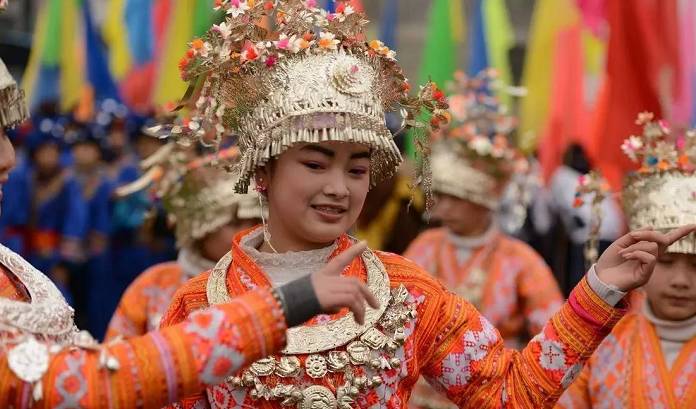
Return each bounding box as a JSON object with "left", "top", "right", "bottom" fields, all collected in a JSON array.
[
  {"left": 68, "top": 120, "right": 118, "bottom": 339},
  {"left": 6, "top": 115, "right": 88, "bottom": 305},
  {"left": 105, "top": 108, "right": 173, "bottom": 305}
]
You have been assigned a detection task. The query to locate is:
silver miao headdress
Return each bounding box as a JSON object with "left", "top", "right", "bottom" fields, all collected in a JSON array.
[
  {"left": 0, "top": 59, "right": 29, "bottom": 129},
  {"left": 116, "top": 143, "right": 261, "bottom": 248},
  {"left": 0, "top": 0, "right": 27, "bottom": 128},
  {"left": 148, "top": 0, "right": 449, "bottom": 196},
  {"left": 430, "top": 69, "right": 528, "bottom": 210},
  {"left": 577, "top": 112, "right": 696, "bottom": 255}
]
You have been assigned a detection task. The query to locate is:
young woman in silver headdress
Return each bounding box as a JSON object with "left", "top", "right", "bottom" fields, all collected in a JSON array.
[{"left": 0, "top": 30, "right": 377, "bottom": 407}]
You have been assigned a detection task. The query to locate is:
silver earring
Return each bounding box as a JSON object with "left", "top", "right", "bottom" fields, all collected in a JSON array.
[{"left": 257, "top": 190, "right": 278, "bottom": 254}]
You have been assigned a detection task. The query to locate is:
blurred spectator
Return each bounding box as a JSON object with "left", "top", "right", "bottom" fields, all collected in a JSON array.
[{"left": 547, "top": 143, "right": 624, "bottom": 294}]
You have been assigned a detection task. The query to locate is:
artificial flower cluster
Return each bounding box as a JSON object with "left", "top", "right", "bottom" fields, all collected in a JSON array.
[
  {"left": 179, "top": 0, "right": 384, "bottom": 80},
  {"left": 170, "top": 0, "right": 446, "bottom": 147},
  {"left": 446, "top": 69, "right": 521, "bottom": 137},
  {"left": 621, "top": 112, "right": 696, "bottom": 173},
  {"left": 573, "top": 171, "right": 609, "bottom": 208},
  {"left": 439, "top": 69, "right": 527, "bottom": 180}
]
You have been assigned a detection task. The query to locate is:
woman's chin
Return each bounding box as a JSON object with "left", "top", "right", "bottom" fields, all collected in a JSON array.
[{"left": 301, "top": 224, "right": 347, "bottom": 246}]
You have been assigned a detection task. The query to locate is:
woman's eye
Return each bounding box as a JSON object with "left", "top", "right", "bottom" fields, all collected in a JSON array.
[
  {"left": 350, "top": 168, "right": 368, "bottom": 176},
  {"left": 303, "top": 162, "right": 324, "bottom": 170}
]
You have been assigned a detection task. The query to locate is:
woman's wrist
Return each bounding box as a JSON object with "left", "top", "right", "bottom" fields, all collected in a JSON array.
[{"left": 276, "top": 274, "right": 322, "bottom": 327}]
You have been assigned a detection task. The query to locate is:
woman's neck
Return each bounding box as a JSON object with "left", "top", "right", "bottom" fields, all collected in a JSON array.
[
  {"left": 241, "top": 227, "right": 337, "bottom": 286},
  {"left": 448, "top": 221, "right": 498, "bottom": 248},
  {"left": 261, "top": 223, "right": 336, "bottom": 253},
  {"left": 643, "top": 299, "right": 696, "bottom": 343}
]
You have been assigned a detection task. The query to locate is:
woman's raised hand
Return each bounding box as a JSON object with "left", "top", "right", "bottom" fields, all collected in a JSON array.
[{"left": 311, "top": 241, "right": 379, "bottom": 325}]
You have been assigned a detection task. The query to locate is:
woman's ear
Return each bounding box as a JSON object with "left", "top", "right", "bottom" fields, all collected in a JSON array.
[{"left": 254, "top": 166, "right": 270, "bottom": 195}]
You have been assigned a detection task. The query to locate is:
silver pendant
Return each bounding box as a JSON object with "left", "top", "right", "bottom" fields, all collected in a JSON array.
[
  {"left": 8, "top": 337, "right": 50, "bottom": 401},
  {"left": 8, "top": 337, "right": 50, "bottom": 383}
]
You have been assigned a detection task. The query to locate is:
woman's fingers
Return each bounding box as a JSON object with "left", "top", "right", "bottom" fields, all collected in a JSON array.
[
  {"left": 618, "top": 241, "right": 659, "bottom": 257},
  {"left": 628, "top": 225, "right": 696, "bottom": 254},
  {"left": 664, "top": 225, "right": 696, "bottom": 246},
  {"left": 623, "top": 250, "right": 657, "bottom": 274},
  {"left": 331, "top": 279, "right": 376, "bottom": 324},
  {"left": 324, "top": 241, "right": 367, "bottom": 275},
  {"left": 346, "top": 277, "right": 379, "bottom": 310},
  {"left": 628, "top": 230, "right": 670, "bottom": 247}
]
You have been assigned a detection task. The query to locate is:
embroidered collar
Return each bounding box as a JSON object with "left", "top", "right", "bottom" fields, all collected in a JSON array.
[
  {"left": 239, "top": 227, "right": 337, "bottom": 286},
  {"left": 177, "top": 247, "right": 216, "bottom": 278},
  {"left": 643, "top": 299, "right": 696, "bottom": 343},
  {"left": 446, "top": 221, "right": 499, "bottom": 250}
]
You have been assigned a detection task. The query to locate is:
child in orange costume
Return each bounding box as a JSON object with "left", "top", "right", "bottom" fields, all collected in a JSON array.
[
  {"left": 105, "top": 144, "right": 261, "bottom": 339},
  {"left": 405, "top": 71, "right": 562, "bottom": 350},
  {"left": 556, "top": 114, "right": 696, "bottom": 409}
]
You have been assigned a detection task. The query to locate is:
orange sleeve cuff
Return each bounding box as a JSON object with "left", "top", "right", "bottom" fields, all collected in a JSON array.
[{"left": 551, "top": 277, "right": 626, "bottom": 355}]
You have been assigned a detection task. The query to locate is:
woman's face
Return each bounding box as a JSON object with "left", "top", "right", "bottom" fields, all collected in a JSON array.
[
  {"left": 258, "top": 141, "right": 371, "bottom": 250},
  {"left": 431, "top": 192, "right": 493, "bottom": 236},
  {"left": 0, "top": 129, "right": 17, "bottom": 213},
  {"left": 645, "top": 252, "right": 696, "bottom": 321}
]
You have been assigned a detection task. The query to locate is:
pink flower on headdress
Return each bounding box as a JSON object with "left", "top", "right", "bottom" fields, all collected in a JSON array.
[
  {"left": 212, "top": 21, "right": 232, "bottom": 38},
  {"left": 275, "top": 34, "right": 291, "bottom": 50},
  {"left": 577, "top": 174, "right": 588, "bottom": 187},
  {"left": 318, "top": 32, "right": 340, "bottom": 50},
  {"left": 621, "top": 135, "right": 643, "bottom": 162},
  {"left": 274, "top": 34, "right": 301, "bottom": 53},
  {"left": 265, "top": 54, "right": 278, "bottom": 67},
  {"left": 658, "top": 120, "right": 671, "bottom": 134},
  {"left": 226, "top": 0, "right": 250, "bottom": 17},
  {"left": 240, "top": 41, "right": 260, "bottom": 62},
  {"left": 636, "top": 111, "right": 654, "bottom": 125},
  {"left": 304, "top": 0, "right": 318, "bottom": 8}
]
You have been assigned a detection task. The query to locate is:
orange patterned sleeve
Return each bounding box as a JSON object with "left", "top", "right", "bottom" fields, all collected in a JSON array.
[
  {"left": 553, "top": 365, "right": 592, "bottom": 409},
  {"left": 0, "top": 288, "right": 286, "bottom": 409},
  {"left": 419, "top": 277, "right": 625, "bottom": 408}
]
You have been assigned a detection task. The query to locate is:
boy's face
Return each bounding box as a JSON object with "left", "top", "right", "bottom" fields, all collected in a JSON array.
[
  {"left": 431, "top": 193, "right": 493, "bottom": 236},
  {"left": 72, "top": 143, "right": 101, "bottom": 168},
  {"left": 34, "top": 143, "right": 61, "bottom": 172},
  {"left": 645, "top": 252, "right": 696, "bottom": 321}
]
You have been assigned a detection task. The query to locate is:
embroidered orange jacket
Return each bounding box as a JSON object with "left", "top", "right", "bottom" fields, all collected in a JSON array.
[
  {"left": 0, "top": 263, "right": 287, "bottom": 409},
  {"left": 160, "top": 229, "right": 625, "bottom": 409},
  {"left": 404, "top": 228, "right": 563, "bottom": 344},
  {"left": 555, "top": 312, "right": 696, "bottom": 409},
  {"left": 106, "top": 262, "right": 187, "bottom": 340}
]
